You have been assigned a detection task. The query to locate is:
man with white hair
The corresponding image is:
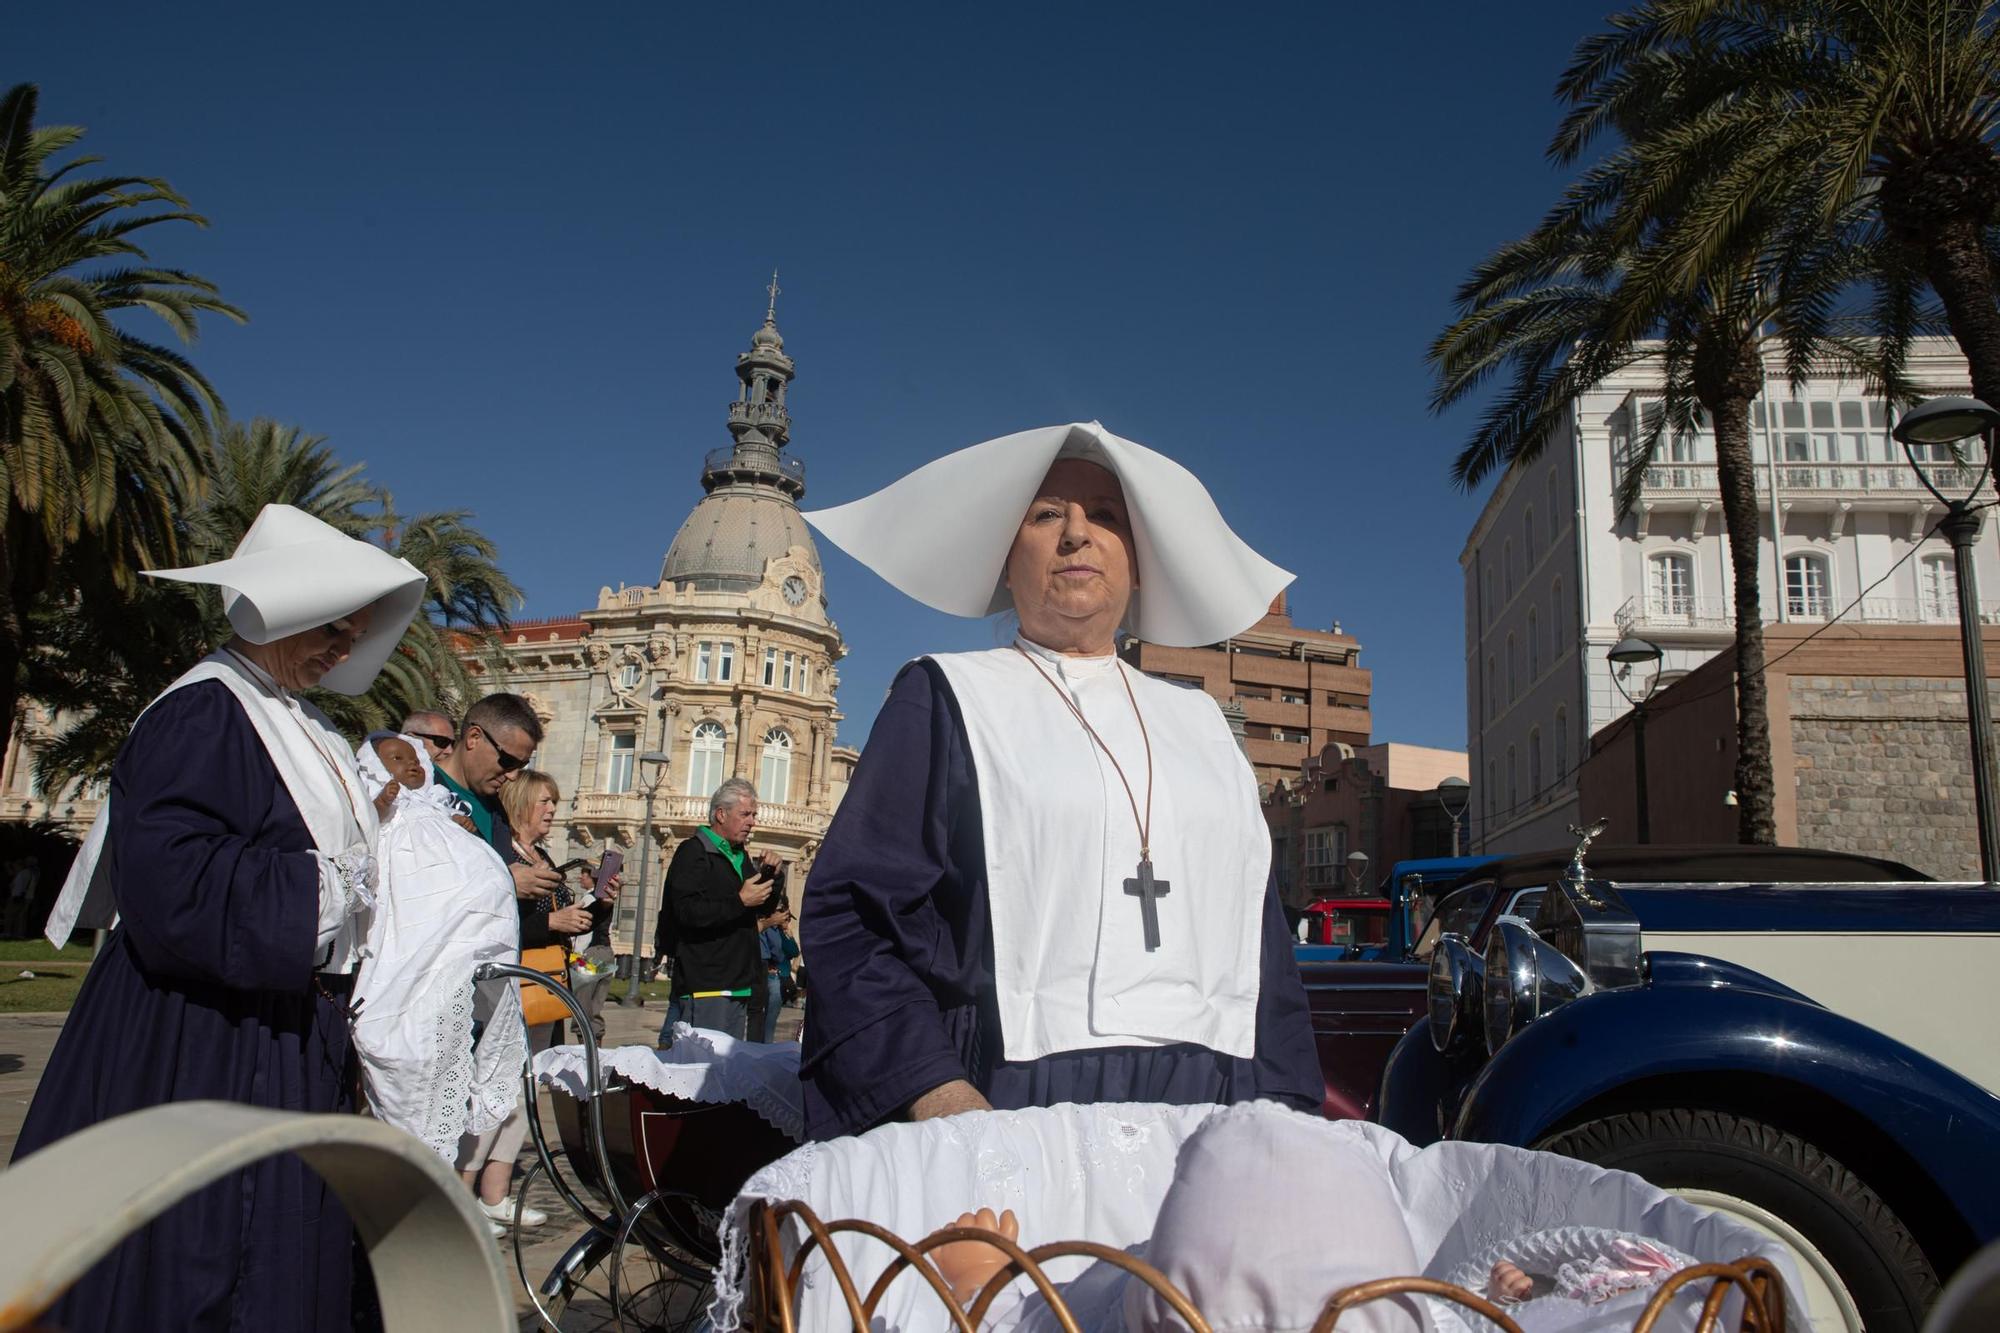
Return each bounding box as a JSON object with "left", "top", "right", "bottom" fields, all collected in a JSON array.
[
  {"left": 659, "top": 777, "right": 777, "bottom": 1040},
  {"left": 399, "top": 708, "right": 456, "bottom": 762}
]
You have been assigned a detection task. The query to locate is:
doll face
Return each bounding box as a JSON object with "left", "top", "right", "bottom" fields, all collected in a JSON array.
[{"left": 372, "top": 736, "right": 426, "bottom": 790}]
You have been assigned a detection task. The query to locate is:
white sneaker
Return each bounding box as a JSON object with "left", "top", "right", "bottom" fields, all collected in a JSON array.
[
  {"left": 476, "top": 1195, "right": 547, "bottom": 1229},
  {"left": 485, "top": 1219, "right": 505, "bottom": 1239}
]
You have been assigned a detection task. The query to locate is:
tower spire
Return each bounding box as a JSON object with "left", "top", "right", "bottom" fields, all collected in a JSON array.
[{"left": 707, "top": 276, "right": 803, "bottom": 501}]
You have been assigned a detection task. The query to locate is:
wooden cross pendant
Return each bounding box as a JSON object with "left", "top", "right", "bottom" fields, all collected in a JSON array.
[{"left": 1123, "top": 857, "right": 1170, "bottom": 952}]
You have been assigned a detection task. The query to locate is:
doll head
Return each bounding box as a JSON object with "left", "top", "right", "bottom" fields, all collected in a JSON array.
[{"left": 371, "top": 734, "right": 427, "bottom": 790}]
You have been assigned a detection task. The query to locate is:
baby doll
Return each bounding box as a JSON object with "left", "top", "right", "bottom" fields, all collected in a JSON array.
[{"left": 368, "top": 733, "right": 479, "bottom": 833}]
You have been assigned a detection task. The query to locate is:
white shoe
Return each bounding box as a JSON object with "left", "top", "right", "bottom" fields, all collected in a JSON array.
[
  {"left": 477, "top": 1195, "right": 547, "bottom": 1229},
  {"left": 486, "top": 1219, "right": 505, "bottom": 1239}
]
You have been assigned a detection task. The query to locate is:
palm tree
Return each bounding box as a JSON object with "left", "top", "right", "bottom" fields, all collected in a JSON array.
[
  {"left": 1551, "top": 0, "right": 2000, "bottom": 408},
  {"left": 1431, "top": 73, "right": 1895, "bottom": 843},
  {"left": 0, "top": 81, "right": 241, "bottom": 763},
  {"left": 29, "top": 419, "right": 522, "bottom": 788}
]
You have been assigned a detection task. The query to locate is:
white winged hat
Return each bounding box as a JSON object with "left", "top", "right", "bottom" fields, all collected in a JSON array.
[
  {"left": 803, "top": 421, "right": 1292, "bottom": 647},
  {"left": 145, "top": 504, "right": 429, "bottom": 694}
]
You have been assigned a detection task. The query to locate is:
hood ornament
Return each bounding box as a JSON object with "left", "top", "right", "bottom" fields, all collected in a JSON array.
[{"left": 1565, "top": 819, "right": 1610, "bottom": 895}]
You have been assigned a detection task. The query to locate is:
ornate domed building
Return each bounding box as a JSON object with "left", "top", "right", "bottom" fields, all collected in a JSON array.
[{"left": 475, "top": 286, "right": 856, "bottom": 958}]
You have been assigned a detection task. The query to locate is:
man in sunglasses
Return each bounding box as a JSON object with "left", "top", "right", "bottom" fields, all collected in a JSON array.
[
  {"left": 433, "top": 694, "right": 560, "bottom": 900},
  {"left": 400, "top": 709, "right": 457, "bottom": 762}
]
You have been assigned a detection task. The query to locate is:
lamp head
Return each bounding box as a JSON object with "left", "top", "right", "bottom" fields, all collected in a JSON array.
[
  {"left": 1892, "top": 396, "right": 2000, "bottom": 447},
  {"left": 1608, "top": 636, "right": 1664, "bottom": 667}
]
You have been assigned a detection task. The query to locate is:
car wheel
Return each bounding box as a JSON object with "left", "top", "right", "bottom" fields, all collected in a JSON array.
[{"left": 1538, "top": 1108, "right": 1937, "bottom": 1333}]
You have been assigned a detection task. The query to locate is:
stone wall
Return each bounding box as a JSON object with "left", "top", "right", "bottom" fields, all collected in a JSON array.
[{"left": 1789, "top": 674, "right": 1999, "bottom": 881}]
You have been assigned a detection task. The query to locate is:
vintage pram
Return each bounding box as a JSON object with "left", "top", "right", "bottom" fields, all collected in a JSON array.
[
  {"left": 487, "top": 961, "right": 803, "bottom": 1333},
  {"left": 493, "top": 959, "right": 1806, "bottom": 1333}
]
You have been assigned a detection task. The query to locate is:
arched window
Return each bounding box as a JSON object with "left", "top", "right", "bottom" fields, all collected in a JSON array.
[
  {"left": 758, "top": 727, "right": 793, "bottom": 804},
  {"left": 1485, "top": 656, "right": 1495, "bottom": 717},
  {"left": 1505, "top": 635, "right": 1516, "bottom": 702},
  {"left": 1649, "top": 552, "right": 1694, "bottom": 620},
  {"left": 1785, "top": 552, "right": 1831, "bottom": 619},
  {"left": 1484, "top": 566, "right": 1494, "bottom": 619},
  {"left": 685, "top": 721, "right": 726, "bottom": 798},
  {"left": 1551, "top": 578, "right": 1565, "bottom": 647},
  {"left": 1502, "top": 540, "right": 1515, "bottom": 601},
  {"left": 618, "top": 661, "right": 642, "bottom": 690},
  {"left": 1528, "top": 728, "right": 1543, "bottom": 803},
  {"left": 1527, "top": 607, "right": 1540, "bottom": 679},
  {"left": 1547, "top": 471, "right": 1562, "bottom": 533},
  {"left": 1506, "top": 745, "right": 1518, "bottom": 814},
  {"left": 1554, "top": 707, "right": 1569, "bottom": 781},
  {"left": 1921, "top": 554, "right": 1958, "bottom": 622},
  {"left": 1524, "top": 506, "right": 1538, "bottom": 569},
  {"left": 1487, "top": 760, "right": 1497, "bottom": 817}
]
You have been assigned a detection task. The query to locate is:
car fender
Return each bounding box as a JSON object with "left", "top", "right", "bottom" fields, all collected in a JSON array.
[{"left": 1452, "top": 962, "right": 2000, "bottom": 1241}]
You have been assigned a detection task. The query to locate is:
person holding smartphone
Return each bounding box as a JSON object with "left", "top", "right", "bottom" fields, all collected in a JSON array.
[
  {"left": 457, "top": 767, "right": 620, "bottom": 1230},
  {"left": 659, "top": 777, "right": 776, "bottom": 1042}
]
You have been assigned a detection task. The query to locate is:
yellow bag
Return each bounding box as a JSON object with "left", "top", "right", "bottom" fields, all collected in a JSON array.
[{"left": 519, "top": 944, "right": 570, "bottom": 1027}]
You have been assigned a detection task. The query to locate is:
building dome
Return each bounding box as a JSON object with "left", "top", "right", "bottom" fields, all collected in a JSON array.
[
  {"left": 750, "top": 319, "right": 784, "bottom": 351},
  {"left": 660, "top": 484, "right": 822, "bottom": 591}
]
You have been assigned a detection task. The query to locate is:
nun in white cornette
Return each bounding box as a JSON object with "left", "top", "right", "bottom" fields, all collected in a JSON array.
[
  {"left": 796, "top": 422, "right": 1322, "bottom": 1139},
  {"left": 17, "top": 505, "right": 425, "bottom": 1333}
]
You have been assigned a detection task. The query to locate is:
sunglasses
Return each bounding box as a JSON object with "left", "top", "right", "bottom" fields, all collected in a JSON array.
[
  {"left": 473, "top": 725, "right": 530, "bottom": 772},
  {"left": 408, "top": 731, "right": 455, "bottom": 751}
]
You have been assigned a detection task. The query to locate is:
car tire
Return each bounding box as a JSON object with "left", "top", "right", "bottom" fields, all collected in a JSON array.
[{"left": 1538, "top": 1108, "right": 1937, "bottom": 1332}]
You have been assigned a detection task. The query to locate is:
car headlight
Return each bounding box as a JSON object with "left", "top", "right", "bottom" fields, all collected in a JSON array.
[
  {"left": 1481, "top": 919, "right": 1592, "bottom": 1056},
  {"left": 1427, "top": 934, "right": 1483, "bottom": 1054}
]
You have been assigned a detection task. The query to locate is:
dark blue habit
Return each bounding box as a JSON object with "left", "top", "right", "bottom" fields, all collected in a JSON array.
[
  {"left": 800, "top": 659, "right": 1324, "bottom": 1139},
  {"left": 12, "top": 680, "right": 357, "bottom": 1333}
]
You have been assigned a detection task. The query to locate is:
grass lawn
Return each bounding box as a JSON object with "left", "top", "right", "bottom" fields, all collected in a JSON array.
[
  {"left": 0, "top": 939, "right": 93, "bottom": 964},
  {"left": 605, "top": 977, "right": 673, "bottom": 1004},
  {"left": 0, "top": 968, "right": 84, "bottom": 1012}
]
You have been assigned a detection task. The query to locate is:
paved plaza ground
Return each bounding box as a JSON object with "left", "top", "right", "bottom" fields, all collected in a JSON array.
[{"left": 0, "top": 996, "right": 802, "bottom": 1329}]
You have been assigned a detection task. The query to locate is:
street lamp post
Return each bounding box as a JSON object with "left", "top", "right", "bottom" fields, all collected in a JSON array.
[
  {"left": 1346, "top": 849, "right": 1371, "bottom": 894},
  {"left": 1609, "top": 636, "right": 1665, "bottom": 844},
  {"left": 1893, "top": 396, "right": 2000, "bottom": 883},
  {"left": 622, "top": 750, "right": 672, "bottom": 1007},
  {"left": 1435, "top": 775, "right": 1471, "bottom": 856}
]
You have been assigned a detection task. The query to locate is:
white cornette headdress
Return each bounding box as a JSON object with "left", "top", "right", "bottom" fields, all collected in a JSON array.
[
  {"left": 146, "top": 505, "right": 428, "bottom": 694},
  {"left": 802, "top": 422, "right": 1293, "bottom": 647}
]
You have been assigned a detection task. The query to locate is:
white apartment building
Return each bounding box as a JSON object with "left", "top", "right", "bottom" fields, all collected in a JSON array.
[{"left": 1462, "top": 337, "right": 2000, "bottom": 852}]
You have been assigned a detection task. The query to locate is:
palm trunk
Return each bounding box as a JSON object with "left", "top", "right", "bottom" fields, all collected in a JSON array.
[
  {"left": 1923, "top": 213, "right": 2000, "bottom": 411},
  {"left": 1703, "top": 384, "right": 1779, "bottom": 844}
]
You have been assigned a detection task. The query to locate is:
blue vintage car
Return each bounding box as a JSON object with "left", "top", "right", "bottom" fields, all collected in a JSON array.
[{"left": 1377, "top": 831, "right": 2000, "bottom": 1333}]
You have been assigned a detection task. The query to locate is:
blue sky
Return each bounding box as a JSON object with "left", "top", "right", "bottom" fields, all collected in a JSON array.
[{"left": 20, "top": 2, "right": 1615, "bottom": 750}]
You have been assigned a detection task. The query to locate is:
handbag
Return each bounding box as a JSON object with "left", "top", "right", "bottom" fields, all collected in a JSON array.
[{"left": 519, "top": 943, "right": 570, "bottom": 1026}]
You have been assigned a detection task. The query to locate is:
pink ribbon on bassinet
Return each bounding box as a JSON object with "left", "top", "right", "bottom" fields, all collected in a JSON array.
[{"left": 1557, "top": 1237, "right": 1685, "bottom": 1304}]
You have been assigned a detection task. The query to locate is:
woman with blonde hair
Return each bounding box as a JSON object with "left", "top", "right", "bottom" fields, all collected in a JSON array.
[{"left": 455, "top": 768, "right": 614, "bottom": 1229}]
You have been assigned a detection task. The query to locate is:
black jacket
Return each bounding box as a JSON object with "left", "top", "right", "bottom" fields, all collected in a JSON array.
[{"left": 659, "top": 833, "right": 770, "bottom": 995}]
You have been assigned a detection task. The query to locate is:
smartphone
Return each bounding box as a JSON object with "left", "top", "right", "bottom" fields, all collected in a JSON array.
[
  {"left": 553, "top": 857, "right": 589, "bottom": 875},
  {"left": 592, "top": 849, "right": 624, "bottom": 899}
]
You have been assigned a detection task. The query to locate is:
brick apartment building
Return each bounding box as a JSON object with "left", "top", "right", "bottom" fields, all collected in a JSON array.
[
  {"left": 1119, "top": 594, "right": 1371, "bottom": 791},
  {"left": 1264, "top": 743, "right": 1471, "bottom": 911}
]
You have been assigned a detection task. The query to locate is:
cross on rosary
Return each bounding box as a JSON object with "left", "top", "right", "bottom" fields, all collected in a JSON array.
[{"left": 1124, "top": 857, "right": 1171, "bottom": 952}]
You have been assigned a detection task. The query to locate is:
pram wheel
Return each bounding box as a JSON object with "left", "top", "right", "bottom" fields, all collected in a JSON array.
[{"left": 533, "top": 1195, "right": 713, "bottom": 1333}]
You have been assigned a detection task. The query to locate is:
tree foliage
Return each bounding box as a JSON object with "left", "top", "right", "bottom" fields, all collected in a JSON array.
[{"left": 0, "top": 80, "right": 241, "bottom": 764}]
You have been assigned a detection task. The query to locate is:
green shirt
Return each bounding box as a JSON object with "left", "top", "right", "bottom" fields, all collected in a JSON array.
[
  {"left": 697, "top": 824, "right": 747, "bottom": 879},
  {"left": 434, "top": 767, "right": 499, "bottom": 843}
]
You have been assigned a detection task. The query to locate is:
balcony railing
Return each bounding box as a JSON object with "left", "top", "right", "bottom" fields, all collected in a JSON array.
[
  {"left": 1639, "top": 461, "right": 1988, "bottom": 497},
  {"left": 571, "top": 790, "right": 829, "bottom": 836},
  {"left": 728, "top": 400, "right": 792, "bottom": 430},
  {"left": 1614, "top": 593, "right": 2000, "bottom": 633},
  {"left": 702, "top": 446, "right": 806, "bottom": 488}
]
